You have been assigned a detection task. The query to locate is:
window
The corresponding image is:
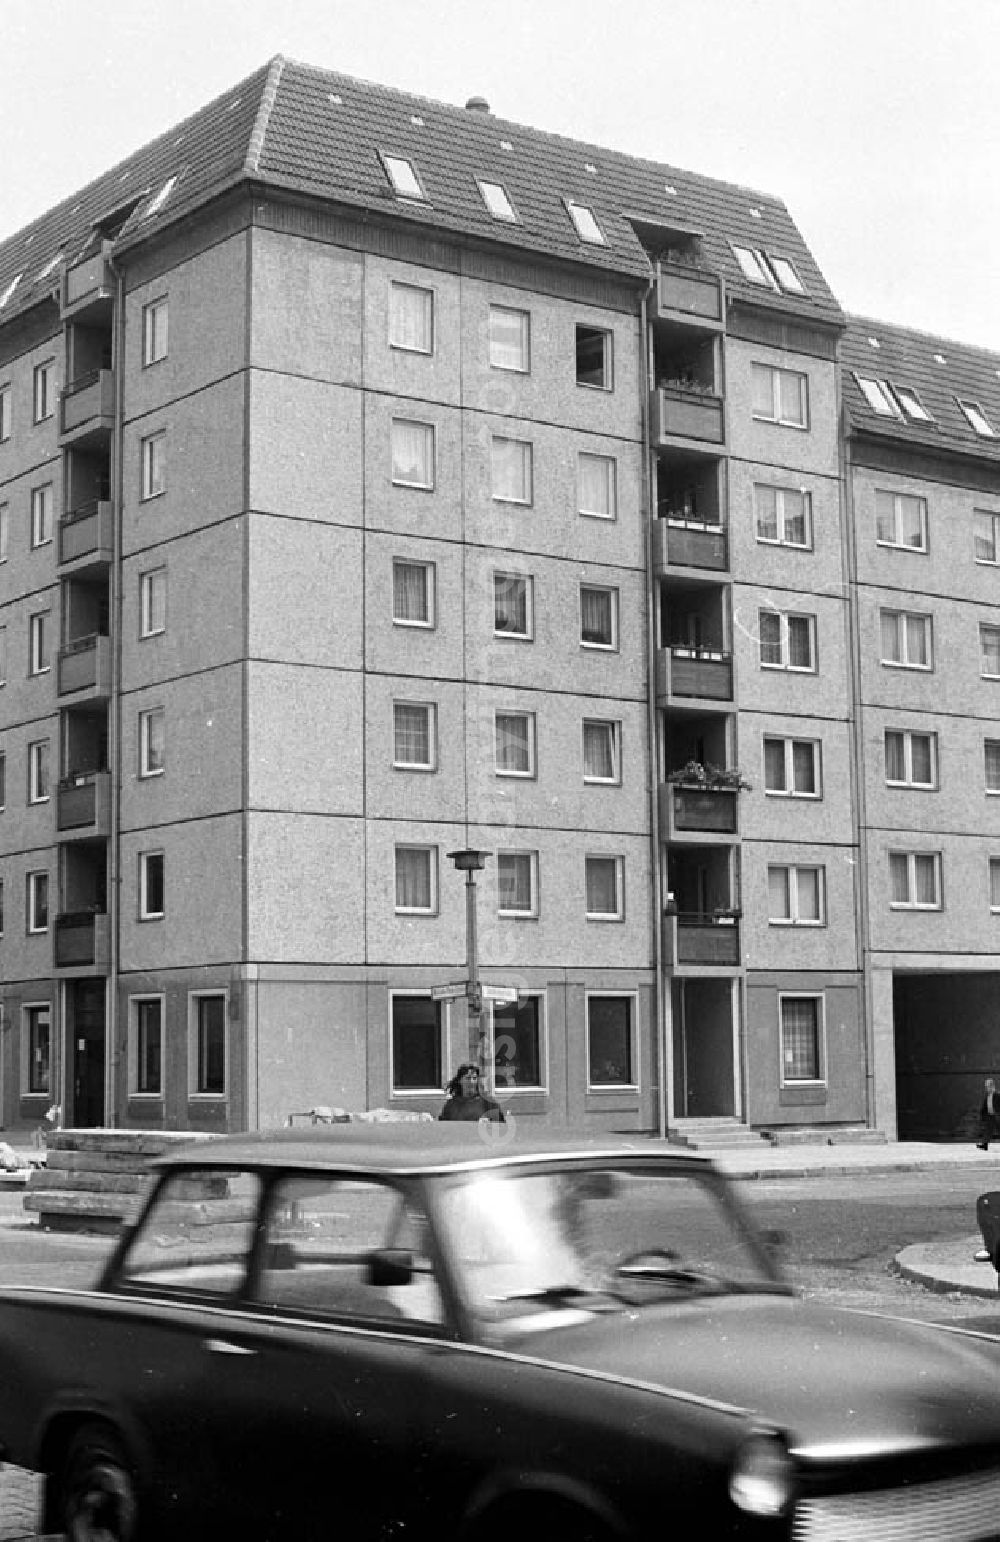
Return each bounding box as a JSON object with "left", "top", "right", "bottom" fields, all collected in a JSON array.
[
  {"left": 894, "top": 384, "right": 932, "bottom": 421},
  {"left": 855, "top": 375, "right": 900, "bottom": 417},
  {"left": 576, "top": 325, "right": 612, "bottom": 389},
  {"left": 991, "top": 859, "right": 1000, "bottom": 914},
  {"left": 880, "top": 609, "right": 932, "bottom": 670},
  {"left": 770, "top": 254, "right": 805, "bottom": 293},
  {"left": 495, "top": 711, "right": 535, "bottom": 777},
  {"left": 139, "top": 707, "right": 165, "bottom": 778},
  {"left": 0, "top": 750, "right": 5, "bottom": 809},
  {"left": 191, "top": 994, "right": 226, "bottom": 1096},
  {"left": 885, "top": 730, "right": 937, "bottom": 788},
  {"left": 0, "top": 383, "right": 10, "bottom": 441},
  {"left": 492, "top": 996, "right": 543, "bottom": 1089},
  {"left": 974, "top": 511, "right": 1000, "bottom": 565},
  {"left": 583, "top": 719, "right": 621, "bottom": 784},
  {"left": 29, "top": 612, "right": 50, "bottom": 676},
  {"left": 142, "top": 298, "right": 168, "bottom": 365},
  {"left": 392, "top": 558, "right": 434, "bottom": 627},
  {"left": 25, "top": 1005, "right": 51, "bottom": 1093},
  {"left": 131, "top": 998, "right": 163, "bottom": 1095},
  {"left": 30, "top": 483, "right": 53, "bottom": 548},
  {"left": 497, "top": 851, "right": 537, "bottom": 917},
  {"left": 577, "top": 452, "right": 617, "bottom": 519},
  {"left": 779, "top": 996, "right": 823, "bottom": 1084},
  {"left": 33, "top": 360, "right": 54, "bottom": 423},
  {"left": 394, "top": 845, "right": 437, "bottom": 914},
  {"left": 987, "top": 740, "right": 1000, "bottom": 794},
  {"left": 754, "top": 484, "right": 811, "bottom": 547},
  {"left": 889, "top": 851, "right": 942, "bottom": 909},
  {"left": 139, "top": 851, "right": 164, "bottom": 919},
  {"left": 493, "top": 572, "right": 532, "bottom": 638},
  {"left": 958, "top": 399, "right": 996, "bottom": 439},
  {"left": 0, "top": 626, "right": 6, "bottom": 685},
  {"left": 488, "top": 306, "right": 530, "bottom": 372},
  {"left": 0, "top": 879, "right": 3, "bottom": 936},
  {"left": 587, "top": 996, "right": 635, "bottom": 1087},
  {"left": 144, "top": 175, "right": 178, "bottom": 220},
  {"left": 981, "top": 625, "right": 1000, "bottom": 679},
  {"left": 768, "top": 865, "right": 825, "bottom": 925},
  {"left": 491, "top": 436, "right": 532, "bottom": 504},
  {"left": 477, "top": 180, "right": 517, "bottom": 222},
  {"left": 140, "top": 568, "right": 167, "bottom": 637},
  {"left": 391, "top": 418, "right": 435, "bottom": 489},
  {"left": 0, "top": 502, "right": 8, "bottom": 561},
  {"left": 733, "top": 245, "right": 778, "bottom": 288},
  {"left": 27, "top": 871, "right": 48, "bottom": 933},
  {"left": 382, "top": 154, "right": 425, "bottom": 200},
  {"left": 388, "top": 282, "right": 433, "bottom": 354},
  {"left": 566, "top": 200, "right": 605, "bottom": 244},
  {"left": 875, "top": 490, "right": 927, "bottom": 551},
  {"left": 393, "top": 701, "right": 436, "bottom": 770},
  {"left": 141, "top": 431, "right": 166, "bottom": 500},
  {"left": 758, "top": 610, "right": 816, "bottom": 671},
  {"left": 763, "top": 737, "right": 820, "bottom": 797},
  {"left": 28, "top": 740, "right": 49, "bottom": 804},
  {"left": 390, "top": 994, "right": 443, "bottom": 1092},
  {"left": 585, "top": 855, "right": 623, "bottom": 920},
  {"left": 751, "top": 363, "right": 808, "bottom": 427},
  {"left": 580, "top": 584, "right": 617, "bottom": 649}
]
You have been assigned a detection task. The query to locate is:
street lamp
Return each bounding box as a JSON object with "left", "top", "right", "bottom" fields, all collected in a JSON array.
[{"left": 447, "top": 848, "right": 489, "bottom": 1072}]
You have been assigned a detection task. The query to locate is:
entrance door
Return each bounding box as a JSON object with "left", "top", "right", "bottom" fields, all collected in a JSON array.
[
  {"left": 673, "top": 978, "right": 737, "bottom": 1119},
  {"left": 71, "top": 981, "right": 106, "bottom": 1127}
]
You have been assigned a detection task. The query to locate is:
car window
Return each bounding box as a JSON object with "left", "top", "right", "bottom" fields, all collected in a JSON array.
[
  {"left": 255, "top": 1175, "right": 444, "bottom": 1328},
  {"left": 117, "top": 1168, "right": 262, "bottom": 1296}
]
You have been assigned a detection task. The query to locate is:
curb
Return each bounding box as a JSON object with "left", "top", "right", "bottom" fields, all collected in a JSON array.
[{"left": 722, "top": 1158, "right": 1000, "bottom": 1182}]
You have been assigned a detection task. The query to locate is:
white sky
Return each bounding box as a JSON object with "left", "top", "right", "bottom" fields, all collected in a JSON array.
[{"left": 4, "top": 0, "right": 999, "bottom": 349}]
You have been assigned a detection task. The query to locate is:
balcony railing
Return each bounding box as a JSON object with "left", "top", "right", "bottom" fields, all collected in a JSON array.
[
  {"left": 59, "top": 369, "right": 115, "bottom": 446},
  {"left": 54, "top": 910, "right": 110, "bottom": 972},
  {"left": 57, "top": 634, "right": 112, "bottom": 699},
  {"left": 57, "top": 771, "right": 111, "bottom": 839},
  {"left": 58, "top": 500, "right": 113, "bottom": 570},
  {"left": 652, "top": 385, "right": 725, "bottom": 448},
  {"left": 662, "top": 910, "right": 741, "bottom": 968},
  {"left": 62, "top": 248, "right": 114, "bottom": 317},
  {"left": 656, "top": 261, "right": 724, "bottom": 328},
  {"left": 659, "top": 782, "right": 739, "bottom": 838},
  {"left": 655, "top": 646, "right": 733, "bottom": 704},
  {"left": 652, "top": 518, "right": 728, "bottom": 574}
]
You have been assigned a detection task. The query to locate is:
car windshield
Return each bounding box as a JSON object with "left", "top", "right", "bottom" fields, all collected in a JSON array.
[{"left": 434, "top": 1163, "right": 781, "bottom": 1329}]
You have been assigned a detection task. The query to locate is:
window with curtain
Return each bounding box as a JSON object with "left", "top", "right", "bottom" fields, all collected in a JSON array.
[
  {"left": 991, "top": 859, "right": 1000, "bottom": 913},
  {"left": 764, "top": 738, "right": 787, "bottom": 792},
  {"left": 389, "top": 282, "right": 433, "bottom": 353},
  {"left": 875, "top": 489, "right": 927, "bottom": 550},
  {"left": 787, "top": 615, "right": 814, "bottom": 669},
  {"left": 577, "top": 452, "right": 617, "bottom": 518},
  {"left": 981, "top": 626, "right": 1000, "bottom": 678},
  {"left": 755, "top": 484, "right": 811, "bottom": 547},
  {"left": 492, "top": 997, "right": 542, "bottom": 1088},
  {"left": 768, "top": 865, "right": 824, "bottom": 924},
  {"left": 140, "top": 707, "right": 165, "bottom": 777},
  {"left": 889, "top": 851, "right": 941, "bottom": 909},
  {"left": 493, "top": 573, "right": 530, "bottom": 636},
  {"left": 974, "top": 511, "right": 1000, "bottom": 564},
  {"left": 986, "top": 740, "right": 1000, "bottom": 793},
  {"left": 751, "top": 363, "right": 807, "bottom": 426},
  {"left": 393, "top": 702, "right": 435, "bottom": 769},
  {"left": 764, "top": 738, "right": 819, "bottom": 796},
  {"left": 391, "top": 419, "right": 435, "bottom": 488},
  {"left": 587, "top": 996, "right": 633, "bottom": 1085},
  {"left": 585, "top": 856, "right": 622, "bottom": 918},
  {"left": 488, "top": 305, "right": 530, "bottom": 371},
  {"left": 583, "top": 720, "right": 619, "bottom": 783},
  {"left": 758, "top": 610, "right": 783, "bottom": 666},
  {"left": 391, "top": 995, "right": 442, "bottom": 1091},
  {"left": 394, "top": 845, "right": 435, "bottom": 912},
  {"left": 884, "top": 731, "right": 907, "bottom": 784},
  {"left": 497, "top": 852, "right": 535, "bottom": 915},
  {"left": 780, "top": 997, "right": 821, "bottom": 1082},
  {"left": 580, "top": 585, "right": 615, "bottom": 647},
  {"left": 495, "top": 712, "right": 533, "bottom": 776},
  {"left": 880, "top": 609, "right": 931, "bottom": 669},
  {"left": 491, "top": 436, "right": 532, "bottom": 503},
  {"left": 392, "top": 559, "right": 433, "bottom": 626}
]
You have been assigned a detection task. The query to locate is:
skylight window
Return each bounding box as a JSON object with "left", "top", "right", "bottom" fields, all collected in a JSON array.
[
  {"left": 500, "top": 139, "right": 513, "bottom": 151},
  {"left": 478, "top": 179, "right": 518, "bottom": 223},
  {"left": 144, "top": 175, "right": 177, "bottom": 220},
  {"left": 733, "top": 245, "right": 778, "bottom": 288},
  {"left": 894, "top": 384, "right": 932, "bottom": 422},
  {"left": 958, "top": 398, "right": 997, "bottom": 438},
  {"left": 36, "top": 252, "right": 64, "bottom": 283},
  {"left": 855, "top": 375, "right": 901, "bottom": 418},
  {"left": 770, "top": 255, "right": 805, "bottom": 293},
  {"left": 0, "top": 274, "right": 22, "bottom": 310},
  {"left": 383, "top": 154, "right": 425, "bottom": 200},
  {"left": 566, "top": 200, "right": 605, "bottom": 245}
]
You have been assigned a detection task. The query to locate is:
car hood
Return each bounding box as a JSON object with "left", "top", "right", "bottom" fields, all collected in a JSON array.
[{"left": 527, "top": 1295, "right": 1000, "bottom": 1457}]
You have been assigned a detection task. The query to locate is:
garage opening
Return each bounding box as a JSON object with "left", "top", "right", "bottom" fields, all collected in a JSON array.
[{"left": 894, "top": 972, "right": 1000, "bottom": 1140}]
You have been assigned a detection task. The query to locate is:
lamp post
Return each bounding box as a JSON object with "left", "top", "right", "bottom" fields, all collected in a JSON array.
[{"left": 447, "top": 848, "right": 489, "bottom": 1073}]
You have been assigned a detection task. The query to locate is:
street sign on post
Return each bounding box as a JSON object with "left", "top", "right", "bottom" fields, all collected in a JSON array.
[
  {"left": 480, "top": 985, "right": 519, "bottom": 1005},
  {"left": 431, "top": 981, "right": 468, "bottom": 1002}
]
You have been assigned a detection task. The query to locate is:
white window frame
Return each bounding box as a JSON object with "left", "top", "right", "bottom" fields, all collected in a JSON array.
[
  {"left": 142, "top": 297, "right": 168, "bottom": 366},
  {"left": 390, "top": 418, "right": 436, "bottom": 490},
  {"left": 388, "top": 281, "right": 434, "bottom": 354},
  {"left": 582, "top": 719, "right": 622, "bottom": 785},
  {"left": 575, "top": 325, "right": 613, "bottom": 390},
  {"left": 33, "top": 360, "right": 54, "bottom": 423},
  {"left": 855, "top": 375, "right": 901, "bottom": 418},
  {"left": 565, "top": 200, "right": 605, "bottom": 244},
  {"left": 22, "top": 1002, "right": 52, "bottom": 1095},
  {"left": 889, "top": 850, "right": 942, "bottom": 910},
  {"left": 139, "top": 706, "right": 165, "bottom": 779},
  {"left": 30, "top": 483, "right": 53, "bottom": 548},
  {"left": 391, "top": 557, "right": 435, "bottom": 628},
  {"left": 762, "top": 737, "right": 821, "bottom": 798},
  {"left": 875, "top": 489, "right": 928, "bottom": 552},
  {"left": 974, "top": 511, "right": 1000, "bottom": 565},
  {"left": 758, "top": 610, "right": 817, "bottom": 672},
  {"left": 382, "top": 154, "right": 426, "bottom": 201},
  {"left": 27, "top": 870, "right": 48, "bottom": 934},
  {"left": 884, "top": 729, "right": 937, "bottom": 789},
  {"left": 577, "top": 452, "right": 617, "bottom": 520},
  {"left": 488, "top": 306, "right": 530, "bottom": 373},
  {"left": 139, "top": 567, "right": 167, "bottom": 638},
  {"left": 494, "top": 710, "right": 536, "bottom": 778},
  {"left": 753, "top": 483, "right": 812, "bottom": 549},
  {"left": 393, "top": 844, "right": 438, "bottom": 915},
  {"left": 879, "top": 609, "right": 933, "bottom": 671},
  {"left": 958, "top": 398, "right": 996, "bottom": 439},
  {"left": 29, "top": 611, "right": 50, "bottom": 676},
  {"left": 496, "top": 850, "right": 538, "bottom": 918},
  {"left": 139, "top": 850, "right": 165, "bottom": 920},
  {"left": 767, "top": 864, "right": 826, "bottom": 927},
  {"left": 732, "top": 244, "right": 779, "bottom": 289},
  {"left": 0, "top": 749, "right": 5, "bottom": 810},
  {"left": 751, "top": 363, "right": 809, "bottom": 428},
  {"left": 0, "top": 382, "right": 10, "bottom": 442},
  {"left": 0, "top": 501, "right": 8, "bottom": 562},
  {"left": 986, "top": 739, "right": 1000, "bottom": 795},
  {"left": 0, "top": 625, "right": 6, "bottom": 686},
  {"left": 141, "top": 431, "right": 166, "bottom": 501},
  {"left": 580, "top": 583, "right": 618, "bottom": 651},
  {"left": 27, "top": 739, "right": 49, "bottom": 805},
  {"left": 585, "top": 991, "right": 638, "bottom": 1090},
  {"left": 491, "top": 436, "right": 533, "bottom": 506},
  {"left": 129, "top": 994, "right": 165, "bottom": 1097},
  {"left": 894, "top": 383, "right": 932, "bottom": 421},
  {"left": 490, "top": 993, "right": 548, "bottom": 1092},
  {"left": 585, "top": 854, "right": 624, "bottom": 921},
  {"left": 990, "top": 858, "right": 1000, "bottom": 915},
  {"left": 493, "top": 571, "right": 533, "bottom": 640},
  {"left": 188, "top": 991, "right": 228, "bottom": 1099},
  {"left": 981, "top": 625, "right": 1000, "bottom": 680},
  {"left": 778, "top": 993, "right": 826, "bottom": 1087},
  {"left": 477, "top": 179, "right": 518, "bottom": 223},
  {"left": 392, "top": 700, "right": 437, "bottom": 771},
  {"left": 388, "top": 991, "right": 445, "bottom": 1096}
]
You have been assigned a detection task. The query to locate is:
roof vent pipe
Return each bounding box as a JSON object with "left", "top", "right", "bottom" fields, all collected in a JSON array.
[{"left": 465, "top": 96, "right": 490, "bottom": 114}]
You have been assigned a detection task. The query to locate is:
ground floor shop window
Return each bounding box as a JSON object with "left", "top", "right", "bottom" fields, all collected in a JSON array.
[
  {"left": 391, "top": 994, "right": 442, "bottom": 1092},
  {"left": 587, "top": 995, "right": 636, "bottom": 1088},
  {"left": 779, "top": 994, "right": 824, "bottom": 1083},
  {"left": 492, "top": 997, "right": 543, "bottom": 1089},
  {"left": 191, "top": 994, "right": 226, "bottom": 1096},
  {"left": 24, "top": 1004, "right": 51, "bottom": 1095},
  {"left": 131, "top": 997, "right": 163, "bottom": 1095}
]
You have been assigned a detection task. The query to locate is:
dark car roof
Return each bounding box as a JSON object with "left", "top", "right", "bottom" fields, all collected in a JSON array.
[{"left": 154, "top": 1123, "right": 711, "bottom": 1175}]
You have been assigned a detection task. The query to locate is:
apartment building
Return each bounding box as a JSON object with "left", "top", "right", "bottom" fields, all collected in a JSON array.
[{"left": 0, "top": 57, "right": 992, "bottom": 1139}]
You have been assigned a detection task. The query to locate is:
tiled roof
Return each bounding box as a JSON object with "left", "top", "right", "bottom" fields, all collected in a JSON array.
[
  {"left": 842, "top": 314, "right": 1000, "bottom": 465},
  {"left": 0, "top": 56, "right": 842, "bottom": 331}
]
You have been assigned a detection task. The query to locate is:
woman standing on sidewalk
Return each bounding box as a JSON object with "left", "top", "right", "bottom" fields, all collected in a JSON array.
[{"left": 976, "top": 1077, "right": 1000, "bottom": 1150}]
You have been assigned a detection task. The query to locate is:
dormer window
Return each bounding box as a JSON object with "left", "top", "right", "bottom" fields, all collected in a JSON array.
[
  {"left": 958, "top": 398, "right": 996, "bottom": 439},
  {"left": 855, "top": 375, "right": 901, "bottom": 418},
  {"left": 566, "top": 200, "right": 605, "bottom": 245},
  {"left": 383, "top": 154, "right": 425, "bottom": 201},
  {"left": 478, "top": 180, "right": 518, "bottom": 223}
]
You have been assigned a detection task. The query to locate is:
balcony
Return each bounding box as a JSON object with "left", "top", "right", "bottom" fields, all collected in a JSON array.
[
  {"left": 57, "top": 634, "right": 112, "bottom": 702},
  {"left": 662, "top": 910, "right": 741, "bottom": 969},
  {"left": 652, "top": 385, "right": 725, "bottom": 452},
  {"left": 61, "top": 248, "right": 114, "bottom": 321},
  {"left": 58, "top": 500, "right": 113, "bottom": 573},
  {"left": 655, "top": 261, "right": 724, "bottom": 330},
  {"left": 652, "top": 518, "right": 728, "bottom": 576},
  {"left": 655, "top": 646, "right": 733, "bottom": 706},
  {"left": 659, "top": 781, "right": 738, "bottom": 841},
  {"left": 54, "top": 910, "right": 110, "bottom": 974},
  {"left": 57, "top": 771, "right": 111, "bottom": 841},
  {"left": 60, "top": 369, "right": 115, "bottom": 448}
]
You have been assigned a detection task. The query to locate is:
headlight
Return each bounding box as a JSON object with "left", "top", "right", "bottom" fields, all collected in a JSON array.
[{"left": 729, "top": 1432, "right": 795, "bottom": 1518}]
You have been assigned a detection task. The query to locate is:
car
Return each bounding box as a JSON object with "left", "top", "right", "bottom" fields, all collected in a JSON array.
[{"left": 2, "top": 1125, "right": 1000, "bottom": 1541}]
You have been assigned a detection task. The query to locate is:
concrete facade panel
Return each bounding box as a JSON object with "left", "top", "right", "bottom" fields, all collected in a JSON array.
[
  {"left": 119, "top": 666, "right": 244, "bottom": 829},
  {"left": 246, "top": 812, "right": 366, "bottom": 963},
  {"left": 247, "top": 514, "right": 363, "bottom": 668},
  {"left": 867, "top": 832, "right": 1000, "bottom": 956},
  {"left": 363, "top": 531, "right": 465, "bottom": 680},
  {"left": 363, "top": 394, "right": 463, "bottom": 542},
  {"left": 0, "top": 461, "right": 62, "bottom": 602},
  {"left": 726, "top": 341, "right": 840, "bottom": 476},
  {"left": 739, "top": 715, "right": 855, "bottom": 844},
  {"left": 248, "top": 373, "right": 364, "bottom": 525},
  {"left": 745, "top": 974, "right": 865, "bottom": 1126},
  {"left": 247, "top": 661, "right": 363, "bottom": 815},
  {"left": 855, "top": 585, "right": 990, "bottom": 716},
  {"left": 119, "top": 813, "right": 243, "bottom": 969},
  {"left": 862, "top": 705, "right": 1000, "bottom": 837},
  {"left": 253, "top": 978, "right": 369, "bottom": 1128},
  {"left": 731, "top": 586, "right": 851, "bottom": 716},
  {"left": 0, "top": 586, "right": 58, "bottom": 734},
  {"left": 0, "top": 712, "right": 59, "bottom": 857},
  {"left": 0, "top": 335, "right": 62, "bottom": 488},
  {"left": 362, "top": 257, "right": 462, "bottom": 405},
  {"left": 364, "top": 674, "right": 466, "bottom": 823},
  {"left": 728, "top": 458, "right": 844, "bottom": 590},
  {"left": 121, "top": 519, "right": 246, "bottom": 689},
  {"left": 250, "top": 230, "right": 363, "bottom": 382},
  {"left": 741, "top": 839, "right": 860, "bottom": 971}
]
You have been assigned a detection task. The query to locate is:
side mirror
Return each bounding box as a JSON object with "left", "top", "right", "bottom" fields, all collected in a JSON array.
[{"left": 366, "top": 1248, "right": 414, "bottom": 1287}]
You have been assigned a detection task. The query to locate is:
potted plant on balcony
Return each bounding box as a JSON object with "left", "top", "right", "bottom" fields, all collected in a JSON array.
[{"left": 667, "top": 761, "right": 752, "bottom": 792}]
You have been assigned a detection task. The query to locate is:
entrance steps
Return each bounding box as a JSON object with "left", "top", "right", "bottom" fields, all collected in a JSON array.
[{"left": 671, "top": 1120, "right": 888, "bottom": 1151}]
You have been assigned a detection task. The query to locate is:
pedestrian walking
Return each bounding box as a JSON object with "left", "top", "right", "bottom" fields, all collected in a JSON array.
[{"left": 977, "top": 1077, "right": 1000, "bottom": 1150}]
